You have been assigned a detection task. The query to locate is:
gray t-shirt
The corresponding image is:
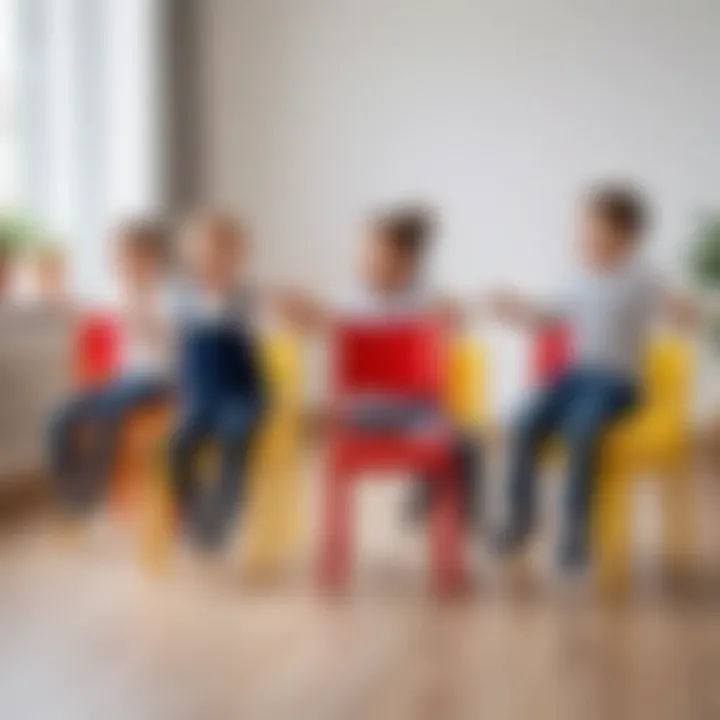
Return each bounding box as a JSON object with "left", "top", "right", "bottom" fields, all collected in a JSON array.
[{"left": 556, "top": 262, "right": 663, "bottom": 380}]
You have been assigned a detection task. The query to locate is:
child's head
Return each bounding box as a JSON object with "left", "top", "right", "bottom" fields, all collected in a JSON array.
[
  {"left": 29, "top": 245, "right": 67, "bottom": 301},
  {"left": 362, "top": 205, "right": 436, "bottom": 294},
  {"left": 114, "top": 218, "right": 168, "bottom": 295},
  {"left": 578, "top": 183, "right": 649, "bottom": 270},
  {"left": 181, "top": 210, "right": 247, "bottom": 292}
]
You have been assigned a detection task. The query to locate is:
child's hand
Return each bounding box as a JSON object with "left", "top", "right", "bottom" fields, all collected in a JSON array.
[
  {"left": 273, "top": 288, "right": 329, "bottom": 330},
  {"left": 432, "top": 297, "right": 464, "bottom": 330},
  {"left": 486, "top": 288, "right": 525, "bottom": 321},
  {"left": 484, "top": 288, "right": 550, "bottom": 329}
]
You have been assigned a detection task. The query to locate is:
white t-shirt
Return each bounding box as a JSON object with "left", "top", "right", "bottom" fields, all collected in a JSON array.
[
  {"left": 556, "top": 261, "right": 663, "bottom": 380},
  {"left": 119, "top": 288, "right": 173, "bottom": 377},
  {"left": 338, "top": 283, "right": 431, "bottom": 318}
]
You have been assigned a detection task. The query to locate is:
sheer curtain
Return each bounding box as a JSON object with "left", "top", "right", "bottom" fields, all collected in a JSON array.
[
  {"left": 0, "top": 0, "right": 20, "bottom": 205},
  {"left": 16, "top": 0, "right": 164, "bottom": 299}
]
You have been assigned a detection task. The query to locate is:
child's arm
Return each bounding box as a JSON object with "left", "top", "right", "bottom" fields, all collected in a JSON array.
[
  {"left": 660, "top": 289, "right": 701, "bottom": 330},
  {"left": 484, "top": 288, "right": 557, "bottom": 331},
  {"left": 430, "top": 296, "right": 464, "bottom": 330},
  {"left": 264, "top": 286, "right": 333, "bottom": 332}
]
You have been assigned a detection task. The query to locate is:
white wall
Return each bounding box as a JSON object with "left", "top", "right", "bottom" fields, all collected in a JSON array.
[{"left": 197, "top": 0, "right": 720, "bottom": 412}]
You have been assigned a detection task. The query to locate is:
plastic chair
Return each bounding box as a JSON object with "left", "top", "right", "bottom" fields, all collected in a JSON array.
[
  {"left": 319, "top": 320, "right": 467, "bottom": 595},
  {"left": 240, "top": 332, "right": 303, "bottom": 579},
  {"left": 594, "top": 336, "right": 693, "bottom": 588},
  {"left": 529, "top": 323, "right": 571, "bottom": 386},
  {"left": 112, "top": 402, "right": 173, "bottom": 519},
  {"left": 530, "top": 327, "right": 694, "bottom": 589},
  {"left": 74, "top": 312, "right": 121, "bottom": 388},
  {"left": 444, "top": 334, "right": 486, "bottom": 431}
]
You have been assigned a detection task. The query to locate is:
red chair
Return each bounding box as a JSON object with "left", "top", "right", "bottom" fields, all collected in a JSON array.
[
  {"left": 74, "top": 312, "right": 121, "bottom": 388},
  {"left": 320, "top": 320, "right": 467, "bottom": 595},
  {"left": 530, "top": 323, "right": 571, "bottom": 386}
]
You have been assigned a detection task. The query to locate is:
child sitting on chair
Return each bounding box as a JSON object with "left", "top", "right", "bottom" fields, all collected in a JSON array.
[
  {"left": 48, "top": 220, "right": 172, "bottom": 511},
  {"left": 488, "top": 182, "right": 696, "bottom": 572},
  {"left": 284, "top": 204, "right": 482, "bottom": 528},
  {"left": 169, "top": 211, "right": 267, "bottom": 550}
]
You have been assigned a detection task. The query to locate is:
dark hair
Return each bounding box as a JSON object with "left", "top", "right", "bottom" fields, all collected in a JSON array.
[
  {"left": 373, "top": 204, "right": 437, "bottom": 260},
  {"left": 117, "top": 218, "right": 169, "bottom": 261},
  {"left": 587, "top": 183, "right": 649, "bottom": 240}
]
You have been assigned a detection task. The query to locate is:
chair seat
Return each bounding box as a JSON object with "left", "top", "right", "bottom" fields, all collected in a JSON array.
[
  {"left": 332, "top": 427, "right": 457, "bottom": 477},
  {"left": 602, "top": 411, "right": 685, "bottom": 468}
]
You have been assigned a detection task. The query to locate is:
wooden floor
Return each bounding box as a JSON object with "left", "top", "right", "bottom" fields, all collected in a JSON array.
[{"left": 0, "top": 475, "right": 719, "bottom": 720}]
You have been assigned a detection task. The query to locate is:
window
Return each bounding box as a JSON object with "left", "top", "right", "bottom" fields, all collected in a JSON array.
[
  {"left": 1, "top": 0, "right": 162, "bottom": 297},
  {"left": 0, "top": 0, "right": 19, "bottom": 206}
]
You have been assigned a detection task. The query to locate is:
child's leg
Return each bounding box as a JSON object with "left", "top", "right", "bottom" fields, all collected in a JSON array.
[
  {"left": 205, "top": 398, "right": 264, "bottom": 546},
  {"left": 559, "top": 377, "right": 638, "bottom": 567},
  {"left": 454, "top": 433, "right": 483, "bottom": 526},
  {"left": 408, "top": 432, "right": 484, "bottom": 528},
  {"left": 500, "top": 374, "right": 574, "bottom": 548},
  {"left": 169, "top": 404, "right": 212, "bottom": 527},
  {"left": 47, "top": 389, "right": 106, "bottom": 507}
]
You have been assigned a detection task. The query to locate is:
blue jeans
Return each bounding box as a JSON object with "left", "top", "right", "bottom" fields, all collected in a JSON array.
[
  {"left": 48, "top": 376, "right": 170, "bottom": 510},
  {"left": 507, "top": 367, "right": 638, "bottom": 550},
  {"left": 169, "top": 396, "right": 264, "bottom": 547}
]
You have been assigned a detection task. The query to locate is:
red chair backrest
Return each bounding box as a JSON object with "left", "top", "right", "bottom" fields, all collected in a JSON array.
[
  {"left": 332, "top": 320, "right": 446, "bottom": 404},
  {"left": 530, "top": 324, "right": 571, "bottom": 385},
  {"left": 74, "top": 312, "right": 121, "bottom": 387}
]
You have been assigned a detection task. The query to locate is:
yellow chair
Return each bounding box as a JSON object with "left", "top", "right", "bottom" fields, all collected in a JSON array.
[
  {"left": 139, "top": 332, "right": 303, "bottom": 577},
  {"left": 241, "top": 332, "right": 303, "bottom": 579},
  {"left": 592, "top": 335, "right": 693, "bottom": 589},
  {"left": 444, "top": 334, "right": 487, "bottom": 430}
]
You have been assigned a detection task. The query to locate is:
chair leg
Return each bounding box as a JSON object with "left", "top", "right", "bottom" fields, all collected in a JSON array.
[
  {"left": 660, "top": 457, "right": 693, "bottom": 582},
  {"left": 320, "top": 460, "right": 352, "bottom": 592},
  {"left": 139, "top": 445, "right": 174, "bottom": 575},
  {"left": 428, "top": 466, "right": 466, "bottom": 595},
  {"left": 593, "top": 463, "right": 631, "bottom": 594}
]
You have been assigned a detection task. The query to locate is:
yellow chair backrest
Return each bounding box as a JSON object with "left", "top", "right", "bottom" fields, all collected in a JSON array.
[
  {"left": 639, "top": 335, "right": 692, "bottom": 419},
  {"left": 444, "top": 335, "right": 486, "bottom": 429},
  {"left": 260, "top": 331, "right": 302, "bottom": 415}
]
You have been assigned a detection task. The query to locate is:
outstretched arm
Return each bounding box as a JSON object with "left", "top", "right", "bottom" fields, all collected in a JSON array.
[
  {"left": 483, "top": 288, "right": 557, "bottom": 331},
  {"left": 265, "top": 286, "right": 333, "bottom": 332},
  {"left": 660, "top": 289, "right": 701, "bottom": 330}
]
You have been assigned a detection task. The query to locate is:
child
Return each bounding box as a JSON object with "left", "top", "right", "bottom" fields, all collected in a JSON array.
[
  {"left": 489, "top": 183, "right": 695, "bottom": 571},
  {"left": 169, "top": 211, "right": 266, "bottom": 550},
  {"left": 285, "top": 204, "right": 482, "bottom": 528},
  {"left": 48, "top": 220, "right": 172, "bottom": 510},
  {"left": 28, "top": 245, "right": 68, "bottom": 304}
]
